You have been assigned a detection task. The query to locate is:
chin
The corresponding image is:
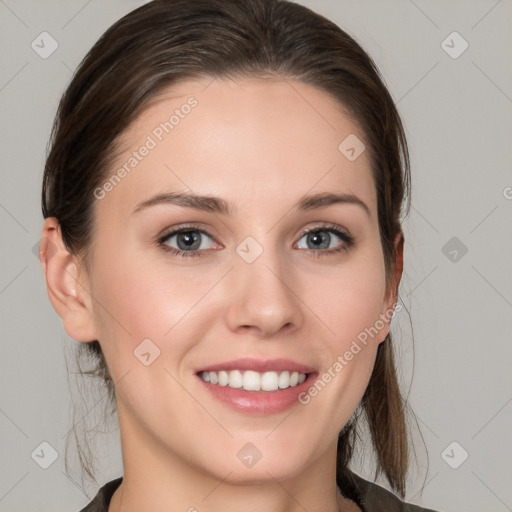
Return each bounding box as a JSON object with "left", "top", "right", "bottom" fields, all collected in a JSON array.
[{"left": 198, "top": 443, "right": 312, "bottom": 485}]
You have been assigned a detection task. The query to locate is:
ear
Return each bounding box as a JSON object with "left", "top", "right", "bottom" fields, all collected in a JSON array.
[
  {"left": 39, "top": 217, "right": 98, "bottom": 342},
  {"left": 378, "top": 231, "right": 404, "bottom": 343}
]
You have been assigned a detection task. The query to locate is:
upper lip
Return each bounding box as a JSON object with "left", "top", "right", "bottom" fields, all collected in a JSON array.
[{"left": 196, "top": 358, "right": 316, "bottom": 374}]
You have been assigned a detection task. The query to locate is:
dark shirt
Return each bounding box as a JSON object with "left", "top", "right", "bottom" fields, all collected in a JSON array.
[{"left": 78, "top": 470, "right": 439, "bottom": 512}]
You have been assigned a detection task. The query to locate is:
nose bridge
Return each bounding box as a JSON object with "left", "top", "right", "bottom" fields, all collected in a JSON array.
[{"left": 225, "top": 234, "right": 302, "bottom": 336}]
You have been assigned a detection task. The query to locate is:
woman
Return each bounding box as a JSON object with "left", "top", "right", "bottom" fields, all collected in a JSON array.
[{"left": 39, "top": 0, "right": 439, "bottom": 510}]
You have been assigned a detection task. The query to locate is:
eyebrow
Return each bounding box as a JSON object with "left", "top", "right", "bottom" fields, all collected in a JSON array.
[{"left": 131, "top": 191, "right": 371, "bottom": 217}]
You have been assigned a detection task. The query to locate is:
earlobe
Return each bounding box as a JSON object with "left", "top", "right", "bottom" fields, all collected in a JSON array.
[{"left": 40, "top": 218, "right": 98, "bottom": 342}]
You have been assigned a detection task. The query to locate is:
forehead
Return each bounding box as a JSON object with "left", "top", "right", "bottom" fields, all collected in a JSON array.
[{"left": 96, "top": 76, "right": 376, "bottom": 220}]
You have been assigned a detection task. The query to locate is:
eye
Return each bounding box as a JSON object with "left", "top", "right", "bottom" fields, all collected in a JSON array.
[
  {"left": 157, "top": 223, "right": 354, "bottom": 259},
  {"left": 295, "top": 225, "right": 354, "bottom": 255},
  {"left": 158, "top": 226, "right": 218, "bottom": 258}
]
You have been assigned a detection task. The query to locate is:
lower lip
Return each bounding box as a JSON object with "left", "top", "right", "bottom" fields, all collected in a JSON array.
[{"left": 196, "top": 373, "right": 318, "bottom": 415}]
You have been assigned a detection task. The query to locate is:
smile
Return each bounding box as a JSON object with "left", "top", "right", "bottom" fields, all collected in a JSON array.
[{"left": 200, "top": 369, "right": 307, "bottom": 391}]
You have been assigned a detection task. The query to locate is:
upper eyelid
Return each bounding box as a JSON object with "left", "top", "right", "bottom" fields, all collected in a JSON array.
[{"left": 158, "top": 224, "right": 217, "bottom": 242}]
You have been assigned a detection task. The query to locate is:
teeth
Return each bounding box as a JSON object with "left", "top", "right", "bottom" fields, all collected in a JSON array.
[
  {"left": 200, "top": 370, "right": 308, "bottom": 391},
  {"left": 229, "top": 370, "right": 243, "bottom": 388},
  {"left": 218, "top": 370, "right": 229, "bottom": 386}
]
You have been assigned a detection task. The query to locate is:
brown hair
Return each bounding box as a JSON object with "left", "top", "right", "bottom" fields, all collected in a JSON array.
[{"left": 42, "top": 0, "right": 413, "bottom": 501}]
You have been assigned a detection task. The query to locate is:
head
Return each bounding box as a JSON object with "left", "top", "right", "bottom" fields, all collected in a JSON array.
[{"left": 41, "top": 0, "right": 411, "bottom": 499}]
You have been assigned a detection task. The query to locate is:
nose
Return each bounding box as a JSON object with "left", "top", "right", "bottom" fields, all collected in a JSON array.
[{"left": 224, "top": 244, "right": 304, "bottom": 338}]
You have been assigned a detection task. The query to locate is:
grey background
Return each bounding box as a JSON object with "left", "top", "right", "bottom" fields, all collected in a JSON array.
[{"left": 1, "top": 0, "right": 511, "bottom": 511}]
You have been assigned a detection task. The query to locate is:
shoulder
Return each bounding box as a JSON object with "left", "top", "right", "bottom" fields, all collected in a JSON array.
[
  {"left": 78, "top": 477, "right": 123, "bottom": 512},
  {"left": 345, "top": 470, "right": 441, "bottom": 512}
]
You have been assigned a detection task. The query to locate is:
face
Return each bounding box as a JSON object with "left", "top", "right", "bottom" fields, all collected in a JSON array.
[{"left": 51, "top": 76, "right": 401, "bottom": 484}]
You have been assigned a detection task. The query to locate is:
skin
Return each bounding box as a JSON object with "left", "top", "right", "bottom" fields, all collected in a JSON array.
[{"left": 41, "top": 76, "right": 403, "bottom": 512}]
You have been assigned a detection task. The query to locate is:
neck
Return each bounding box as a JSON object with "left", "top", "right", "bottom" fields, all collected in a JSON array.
[{"left": 108, "top": 403, "right": 361, "bottom": 512}]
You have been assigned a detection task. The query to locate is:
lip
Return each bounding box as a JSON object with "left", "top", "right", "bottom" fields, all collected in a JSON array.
[
  {"left": 196, "top": 372, "right": 319, "bottom": 415},
  {"left": 194, "top": 358, "right": 319, "bottom": 416},
  {"left": 195, "top": 357, "right": 317, "bottom": 374}
]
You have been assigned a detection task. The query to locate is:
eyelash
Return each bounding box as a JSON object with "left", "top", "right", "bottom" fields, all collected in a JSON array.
[{"left": 156, "top": 223, "right": 355, "bottom": 259}]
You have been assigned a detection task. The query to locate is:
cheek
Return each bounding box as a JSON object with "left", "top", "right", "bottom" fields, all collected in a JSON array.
[
  {"left": 88, "top": 244, "right": 221, "bottom": 370},
  {"left": 305, "top": 251, "right": 387, "bottom": 352},
  {"left": 295, "top": 255, "right": 387, "bottom": 424}
]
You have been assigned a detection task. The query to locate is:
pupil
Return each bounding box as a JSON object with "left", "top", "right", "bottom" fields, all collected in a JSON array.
[
  {"left": 178, "top": 231, "right": 200, "bottom": 250},
  {"left": 309, "top": 231, "right": 329, "bottom": 249}
]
